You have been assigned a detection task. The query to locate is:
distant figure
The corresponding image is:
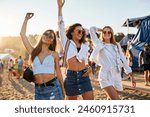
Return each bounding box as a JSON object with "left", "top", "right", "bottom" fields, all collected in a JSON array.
[
  {"left": 126, "top": 48, "right": 133, "bottom": 80},
  {"left": 139, "top": 44, "right": 150, "bottom": 86},
  {"left": 0, "top": 59, "right": 4, "bottom": 78},
  {"left": 89, "top": 26, "right": 136, "bottom": 100},
  {"left": 20, "top": 12, "right": 64, "bottom": 100},
  {"left": 18, "top": 56, "right": 23, "bottom": 79},
  {"left": 7, "top": 59, "right": 14, "bottom": 81},
  {"left": 13, "top": 58, "right": 19, "bottom": 77}
]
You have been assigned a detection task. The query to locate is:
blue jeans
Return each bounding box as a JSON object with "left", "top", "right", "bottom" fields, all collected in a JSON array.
[
  {"left": 35, "top": 78, "right": 63, "bottom": 100},
  {"left": 64, "top": 69, "right": 93, "bottom": 96}
]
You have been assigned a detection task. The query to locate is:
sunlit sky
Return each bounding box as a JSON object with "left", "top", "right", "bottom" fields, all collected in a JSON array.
[{"left": 0, "top": 0, "right": 150, "bottom": 36}]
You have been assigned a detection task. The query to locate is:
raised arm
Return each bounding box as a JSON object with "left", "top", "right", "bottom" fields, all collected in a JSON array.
[
  {"left": 57, "top": 0, "right": 68, "bottom": 48},
  {"left": 89, "top": 26, "right": 103, "bottom": 46},
  {"left": 20, "top": 13, "right": 34, "bottom": 54}
]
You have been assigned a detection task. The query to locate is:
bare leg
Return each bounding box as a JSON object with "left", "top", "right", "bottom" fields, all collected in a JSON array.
[
  {"left": 103, "top": 86, "right": 120, "bottom": 100},
  {"left": 144, "top": 70, "right": 149, "bottom": 85},
  {"left": 148, "top": 70, "right": 150, "bottom": 83},
  {"left": 82, "top": 91, "right": 94, "bottom": 100}
]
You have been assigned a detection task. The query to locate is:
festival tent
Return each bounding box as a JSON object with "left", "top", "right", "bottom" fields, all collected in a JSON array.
[
  {"left": 122, "top": 15, "right": 150, "bottom": 71},
  {"left": 119, "top": 34, "right": 135, "bottom": 51},
  {"left": 0, "top": 53, "right": 14, "bottom": 60}
]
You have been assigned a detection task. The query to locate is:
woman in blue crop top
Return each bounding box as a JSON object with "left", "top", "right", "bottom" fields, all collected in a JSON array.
[
  {"left": 20, "top": 13, "right": 65, "bottom": 100},
  {"left": 57, "top": 0, "right": 94, "bottom": 100}
]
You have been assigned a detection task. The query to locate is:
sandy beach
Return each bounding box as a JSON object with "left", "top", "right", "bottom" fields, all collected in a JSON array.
[{"left": 0, "top": 70, "right": 150, "bottom": 100}]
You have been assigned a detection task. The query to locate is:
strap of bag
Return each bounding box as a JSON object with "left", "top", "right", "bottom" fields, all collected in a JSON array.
[{"left": 62, "top": 40, "right": 71, "bottom": 67}]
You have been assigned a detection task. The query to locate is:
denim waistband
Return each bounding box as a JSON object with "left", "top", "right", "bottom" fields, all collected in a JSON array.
[
  {"left": 35, "top": 77, "right": 57, "bottom": 87},
  {"left": 67, "top": 68, "right": 86, "bottom": 75}
]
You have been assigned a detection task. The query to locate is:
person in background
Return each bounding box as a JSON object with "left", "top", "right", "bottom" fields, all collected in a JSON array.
[
  {"left": 7, "top": 59, "right": 14, "bottom": 81},
  {"left": 0, "top": 59, "right": 4, "bottom": 78},
  {"left": 18, "top": 56, "right": 23, "bottom": 79},
  {"left": 57, "top": 0, "right": 94, "bottom": 100},
  {"left": 89, "top": 26, "right": 136, "bottom": 100},
  {"left": 126, "top": 48, "right": 133, "bottom": 80},
  {"left": 12, "top": 58, "right": 19, "bottom": 77},
  {"left": 139, "top": 44, "right": 150, "bottom": 86},
  {"left": 20, "top": 12, "right": 65, "bottom": 100}
]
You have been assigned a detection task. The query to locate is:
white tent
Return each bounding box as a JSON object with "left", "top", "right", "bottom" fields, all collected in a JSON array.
[{"left": 0, "top": 53, "right": 14, "bottom": 60}]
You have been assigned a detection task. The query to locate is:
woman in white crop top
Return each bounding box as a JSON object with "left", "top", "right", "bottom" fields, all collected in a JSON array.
[
  {"left": 20, "top": 13, "right": 65, "bottom": 100},
  {"left": 89, "top": 26, "right": 136, "bottom": 100},
  {"left": 57, "top": 0, "right": 94, "bottom": 100}
]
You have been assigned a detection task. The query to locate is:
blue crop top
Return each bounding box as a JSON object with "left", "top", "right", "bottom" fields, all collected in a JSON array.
[{"left": 32, "top": 54, "right": 55, "bottom": 75}]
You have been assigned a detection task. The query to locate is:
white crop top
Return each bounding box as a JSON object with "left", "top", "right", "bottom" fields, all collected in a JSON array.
[
  {"left": 58, "top": 16, "right": 89, "bottom": 64},
  {"left": 32, "top": 54, "right": 55, "bottom": 75}
]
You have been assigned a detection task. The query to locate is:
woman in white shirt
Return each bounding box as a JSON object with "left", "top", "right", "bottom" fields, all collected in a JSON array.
[
  {"left": 57, "top": 0, "right": 94, "bottom": 100},
  {"left": 89, "top": 26, "right": 136, "bottom": 100}
]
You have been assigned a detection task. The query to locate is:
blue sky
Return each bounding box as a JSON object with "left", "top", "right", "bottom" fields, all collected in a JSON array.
[{"left": 0, "top": 0, "right": 150, "bottom": 36}]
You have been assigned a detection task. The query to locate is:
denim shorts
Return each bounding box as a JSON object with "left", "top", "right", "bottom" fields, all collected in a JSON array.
[
  {"left": 64, "top": 69, "right": 93, "bottom": 96},
  {"left": 35, "top": 78, "right": 63, "bottom": 100}
]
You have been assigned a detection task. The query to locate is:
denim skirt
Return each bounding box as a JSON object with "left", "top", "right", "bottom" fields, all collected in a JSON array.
[
  {"left": 35, "top": 78, "right": 63, "bottom": 100},
  {"left": 64, "top": 69, "right": 93, "bottom": 96}
]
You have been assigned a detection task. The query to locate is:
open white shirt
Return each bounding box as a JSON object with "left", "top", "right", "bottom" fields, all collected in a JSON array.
[
  {"left": 58, "top": 16, "right": 88, "bottom": 64},
  {"left": 89, "top": 26, "right": 132, "bottom": 74}
]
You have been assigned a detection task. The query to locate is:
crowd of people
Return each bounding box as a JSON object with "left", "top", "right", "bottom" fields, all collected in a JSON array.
[
  {"left": 19, "top": 0, "right": 136, "bottom": 100},
  {"left": 0, "top": 0, "right": 149, "bottom": 100},
  {"left": 0, "top": 56, "right": 24, "bottom": 81}
]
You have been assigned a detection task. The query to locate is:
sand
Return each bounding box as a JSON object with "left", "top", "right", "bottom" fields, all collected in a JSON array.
[{"left": 0, "top": 70, "right": 150, "bottom": 100}]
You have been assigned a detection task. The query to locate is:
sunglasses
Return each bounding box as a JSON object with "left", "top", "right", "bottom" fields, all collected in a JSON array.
[
  {"left": 103, "top": 31, "right": 111, "bottom": 34},
  {"left": 48, "top": 35, "right": 54, "bottom": 39},
  {"left": 76, "top": 29, "right": 84, "bottom": 35},
  {"left": 43, "top": 33, "right": 54, "bottom": 39},
  {"left": 42, "top": 35, "right": 54, "bottom": 40}
]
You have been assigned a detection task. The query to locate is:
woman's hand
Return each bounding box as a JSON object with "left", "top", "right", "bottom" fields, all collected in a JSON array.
[
  {"left": 97, "top": 28, "right": 103, "bottom": 32},
  {"left": 25, "top": 13, "right": 34, "bottom": 20},
  {"left": 83, "top": 67, "right": 92, "bottom": 77},
  {"left": 57, "top": 0, "right": 65, "bottom": 8}
]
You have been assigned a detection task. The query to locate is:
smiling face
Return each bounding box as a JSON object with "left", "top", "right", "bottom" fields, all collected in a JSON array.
[
  {"left": 41, "top": 30, "right": 55, "bottom": 46},
  {"left": 66, "top": 23, "right": 86, "bottom": 44},
  {"left": 102, "top": 27, "right": 112, "bottom": 43},
  {"left": 41, "top": 33, "right": 54, "bottom": 45},
  {"left": 71, "top": 26, "right": 84, "bottom": 41}
]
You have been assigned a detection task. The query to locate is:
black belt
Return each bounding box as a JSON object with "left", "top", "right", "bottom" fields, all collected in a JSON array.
[
  {"left": 67, "top": 68, "right": 86, "bottom": 74},
  {"left": 35, "top": 78, "right": 56, "bottom": 87}
]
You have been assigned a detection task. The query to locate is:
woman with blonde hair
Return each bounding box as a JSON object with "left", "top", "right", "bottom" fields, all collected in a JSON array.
[
  {"left": 20, "top": 13, "right": 65, "bottom": 100},
  {"left": 89, "top": 26, "right": 136, "bottom": 100}
]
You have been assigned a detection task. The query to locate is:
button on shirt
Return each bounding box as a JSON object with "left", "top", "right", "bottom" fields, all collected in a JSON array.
[
  {"left": 89, "top": 26, "right": 132, "bottom": 74},
  {"left": 58, "top": 16, "right": 88, "bottom": 64}
]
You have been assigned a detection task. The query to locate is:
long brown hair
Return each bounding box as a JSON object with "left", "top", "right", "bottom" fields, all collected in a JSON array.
[
  {"left": 66, "top": 23, "right": 86, "bottom": 43},
  {"left": 31, "top": 29, "right": 56, "bottom": 62},
  {"left": 101, "top": 26, "right": 117, "bottom": 45}
]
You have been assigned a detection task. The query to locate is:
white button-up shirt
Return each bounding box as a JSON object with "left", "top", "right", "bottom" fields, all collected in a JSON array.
[
  {"left": 89, "top": 26, "right": 132, "bottom": 74},
  {"left": 58, "top": 16, "right": 88, "bottom": 64}
]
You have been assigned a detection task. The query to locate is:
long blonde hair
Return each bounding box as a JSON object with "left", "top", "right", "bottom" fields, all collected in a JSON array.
[{"left": 100, "top": 26, "right": 117, "bottom": 45}]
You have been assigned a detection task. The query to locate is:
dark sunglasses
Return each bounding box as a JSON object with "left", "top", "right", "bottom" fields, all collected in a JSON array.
[
  {"left": 103, "top": 31, "right": 111, "bottom": 34},
  {"left": 43, "top": 33, "right": 54, "bottom": 39},
  {"left": 77, "top": 29, "right": 84, "bottom": 35},
  {"left": 48, "top": 35, "right": 54, "bottom": 39}
]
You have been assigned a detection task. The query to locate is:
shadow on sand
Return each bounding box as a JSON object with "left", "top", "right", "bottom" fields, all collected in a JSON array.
[{"left": 17, "top": 78, "right": 34, "bottom": 94}]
